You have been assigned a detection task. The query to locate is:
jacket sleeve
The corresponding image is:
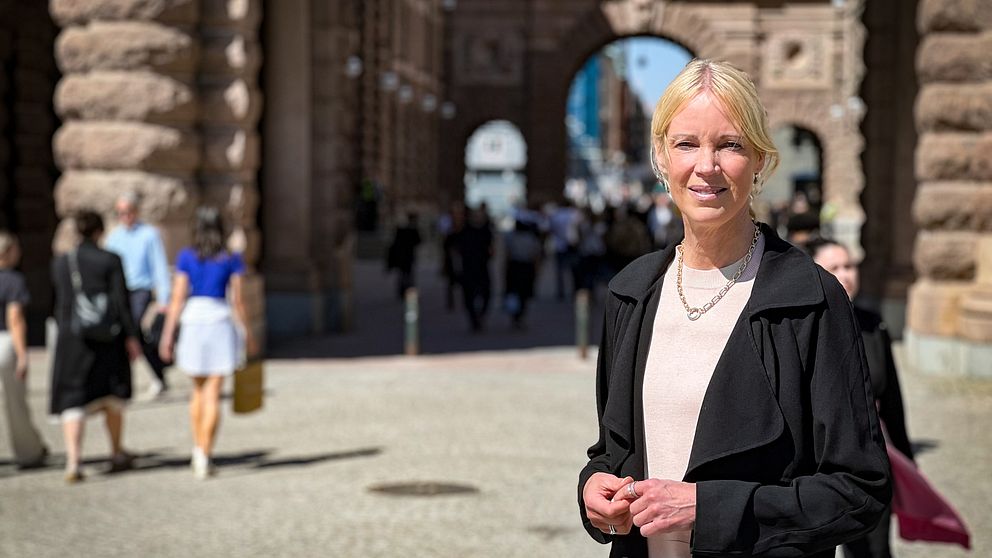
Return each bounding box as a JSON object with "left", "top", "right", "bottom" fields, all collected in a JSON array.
[
  {"left": 578, "top": 295, "right": 619, "bottom": 544},
  {"left": 691, "top": 280, "right": 891, "bottom": 557},
  {"left": 875, "top": 324, "right": 914, "bottom": 461}
]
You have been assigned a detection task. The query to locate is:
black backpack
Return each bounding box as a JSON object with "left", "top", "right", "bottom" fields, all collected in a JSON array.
[{"left": 67, "top": 250, "right": 121, "bottom": 343}]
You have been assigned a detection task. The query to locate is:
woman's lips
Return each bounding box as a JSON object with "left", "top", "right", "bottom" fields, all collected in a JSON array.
[{"left": 688, "top": 185, "right": 727, "bottom": 201}]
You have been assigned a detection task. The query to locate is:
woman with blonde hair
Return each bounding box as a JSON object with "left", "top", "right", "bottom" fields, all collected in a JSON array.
[
  {"left": 579, "top": 59, "right": 890, "bottom": 557},
  {"left": 0, "top": 231, "right": 48, "bottom": 469}
]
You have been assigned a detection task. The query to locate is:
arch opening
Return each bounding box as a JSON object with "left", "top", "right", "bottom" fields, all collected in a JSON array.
[
  {"left": 464, "top": 120, "right": 527, "bottom": 230},
  {"left": 564, "top": 36, "right": 691, "bottom": 212}
]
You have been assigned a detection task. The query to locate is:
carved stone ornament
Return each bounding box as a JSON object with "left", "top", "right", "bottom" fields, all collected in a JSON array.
[
  {"left": 454, "top": 25, "right": 524, "bottom": 86},
  {"left": 602, "top": 0, "right": 663, "bottom": 35},
  {"left": 763, "top": 32, "right": 832, "bottom": 90}
]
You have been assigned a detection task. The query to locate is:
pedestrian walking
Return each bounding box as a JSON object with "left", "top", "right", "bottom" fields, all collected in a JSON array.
[
  {"left": 458, "top": 207, "right": 494, "bottom": 331},
  {"left": 159, "top": 207, "right": 257, "bottom": 479},
  {"left": 104, "top": 192, "right": 172, "bottom": 399},
  {"left": 502, "top": 219, "right": 542, "bottom": 328},
  {"left": 579, "top": 59, "right": 889, "bottom": 557},
  {"left": 0, "top": 231, "right": 48, "bottom": 469},
  {"left": 51, "top": 211, "right": 142, "bottom": 483},
  {"left": 386, "top": 212, "right": 422, "bottom": 300},
  {"left": 807, "top": 237, "right": 914, "bottom": 558},
  {"left": 549, "top": 199, "right": 580, "bottom": 300},
  {"left": 439, "top": 201, "right": 466, "bottom": 311}
]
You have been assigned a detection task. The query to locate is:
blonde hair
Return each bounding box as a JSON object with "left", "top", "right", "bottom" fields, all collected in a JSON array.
[{"left": 650, "top": 59, "right": 779, "bottom": 196}]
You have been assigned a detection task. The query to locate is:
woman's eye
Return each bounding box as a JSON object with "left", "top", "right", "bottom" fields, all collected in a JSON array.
[
  {"left": 674, "top": 141, "right": 696, "bottom": 149},
  {"left": 722, "top": 142, "right": 743, "bottom": 150}
]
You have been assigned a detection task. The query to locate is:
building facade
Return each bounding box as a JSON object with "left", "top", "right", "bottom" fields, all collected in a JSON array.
[{"left": 0, "top": 0, "right": 987, "bottom": 373}]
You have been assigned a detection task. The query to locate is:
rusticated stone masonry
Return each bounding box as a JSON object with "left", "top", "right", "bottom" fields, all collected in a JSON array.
[
  {"left": 51, "top": 0, "right": 201, "bottom": 252},
  {"left": 50, "top": 0, "right": 264, "bottom": 345},
  {"left": 198, "top": 0, "right": 265, "bottom": 346},
  {"left": 907, "top": 0, "right": 992, "bottom": 375}
]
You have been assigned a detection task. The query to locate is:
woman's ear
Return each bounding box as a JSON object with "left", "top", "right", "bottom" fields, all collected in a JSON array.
[{"left": 650, "top": 143, "right": 667, "bottom": 180}]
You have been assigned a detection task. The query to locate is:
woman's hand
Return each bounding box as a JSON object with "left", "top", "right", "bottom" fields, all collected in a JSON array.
[
  {"left": 245, "top": 330, "right": 260, "bottom": 359},
  {"left": 14, "top": 355, "right": 28, "bottom": 381},
  {"left": 125, "top": 336, "right": 142, "bottom": 362},
  {"left": 583, "top": 472, "right": 636, "bottom": 536},
  {"left": 159, "top": 335, "right": 173, "bottom": 364},
  {"left": 617, "top": 479, "right": 697, "bottom": 538}
]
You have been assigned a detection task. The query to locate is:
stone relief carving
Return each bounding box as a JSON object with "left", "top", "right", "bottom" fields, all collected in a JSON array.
[
  {"left": 454, "top": 25, "right": 524, "bottom": 85},
  {"left": 602, "top": 0, "right": 664, "bottom": 35},
  {"left": 763, "top": 32, "right": 832, "bottom": 89}
]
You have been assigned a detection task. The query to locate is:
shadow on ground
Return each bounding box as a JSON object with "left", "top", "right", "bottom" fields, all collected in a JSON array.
[{"left": 0, "top": 447, "right": 383, "bottom": 479}]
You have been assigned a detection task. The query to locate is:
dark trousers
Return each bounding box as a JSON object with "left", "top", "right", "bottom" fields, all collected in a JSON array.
[
  {"left": 129, "top": 289, "right": 167, "bottom": 385},
  {"left": 462, "top": 277, "right": 490, "bottom": 331},
  {"left": 843, "top": 506, "right": 892, "bottom": 558}
]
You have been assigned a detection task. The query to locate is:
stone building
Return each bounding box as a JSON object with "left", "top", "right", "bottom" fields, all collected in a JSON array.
[{"left": 0, "top": 0, "right": 987, "bottom": 374}]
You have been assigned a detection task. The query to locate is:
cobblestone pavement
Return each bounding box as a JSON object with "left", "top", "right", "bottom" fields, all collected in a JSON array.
[{"left": 1, "top": 344, "right": 988, "bottom": 557}]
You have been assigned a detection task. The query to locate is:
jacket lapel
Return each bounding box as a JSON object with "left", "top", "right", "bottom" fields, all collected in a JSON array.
[{"left": 684, "top": 310, "right": 785, "bottom": 479}]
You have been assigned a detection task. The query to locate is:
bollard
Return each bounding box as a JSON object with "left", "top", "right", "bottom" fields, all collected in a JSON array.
[
  {"left": 404, "top": 287, "right": 419, "bottom": 356},
  {"left": 575, "top": 289, "right": 589, "bottom": 360}
]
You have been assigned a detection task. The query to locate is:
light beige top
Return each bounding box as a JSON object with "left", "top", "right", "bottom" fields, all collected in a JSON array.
[{"left": 642, "top": 234, "right": 764, "bottom": 558}]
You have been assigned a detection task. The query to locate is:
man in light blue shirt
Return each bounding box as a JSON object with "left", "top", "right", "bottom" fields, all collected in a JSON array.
[{"left": 105, "top": 192, "right": 172, "bottom": 397}]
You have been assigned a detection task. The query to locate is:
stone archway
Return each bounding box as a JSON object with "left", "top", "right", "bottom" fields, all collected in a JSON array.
[
  {"left": 524, "top": 2, "right": 730, "bottom": 208},
  {"left": 767, "top": 101, "right": 866, "bottom": 257}
]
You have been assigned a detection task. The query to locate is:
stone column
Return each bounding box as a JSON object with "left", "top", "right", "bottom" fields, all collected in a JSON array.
[
  {"left": 199, "top": 0, "right": 265, "bottom": 345},
  {"left": 906, "top": 0, "right": 992, "bottom": 376},
  {"left": 50, "top": 0, "right": 201, "bottom": 255}
]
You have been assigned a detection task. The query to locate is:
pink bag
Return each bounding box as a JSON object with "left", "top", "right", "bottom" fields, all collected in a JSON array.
[{"left": 888, "top": 445, "right": 971, "bottom": 549}]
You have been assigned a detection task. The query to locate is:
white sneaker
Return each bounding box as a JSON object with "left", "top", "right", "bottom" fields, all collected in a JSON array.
[
  {"left": 191, "top": 448, "right": 215, "bottom": 480},
  {"left": 145, "top": 380, "right": 165, "bottom": 400}
]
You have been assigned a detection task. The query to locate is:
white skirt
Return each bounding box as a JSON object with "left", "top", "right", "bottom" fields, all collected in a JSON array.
[{"left": 176, "top": 297, "right": 243, "bottom": 376}]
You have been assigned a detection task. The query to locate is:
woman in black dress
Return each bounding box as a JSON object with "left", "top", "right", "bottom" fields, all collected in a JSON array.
[
  {"left": 51, "top": 211, "right": 141, "bottom": 482},
  {"left": 807, "top": 237, "right": 914, "bottom": 558}
]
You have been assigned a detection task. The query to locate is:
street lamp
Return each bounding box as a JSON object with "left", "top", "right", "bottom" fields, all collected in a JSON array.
[
  {"left": 440, "top": 101, "right": 456, "bottom": 120},
  {"left": 344, "top": 55, "right": 363, "bottom": 78},
  {"left": 398, "top": 85, "right": 414, "bottom": 104},
  {"left": 380, "top": 71, "right": 399, "bottom": 92},
  {"left": 421, "top": 94, "right": 437, "bottom": 113}
]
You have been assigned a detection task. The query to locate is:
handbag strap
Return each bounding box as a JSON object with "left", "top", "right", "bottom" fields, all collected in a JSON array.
[{"left": 66, "top": 250, "right": 84, "bottom": 295}]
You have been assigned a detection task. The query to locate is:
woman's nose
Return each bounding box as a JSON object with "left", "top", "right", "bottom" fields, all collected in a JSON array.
[{"left": 695, "top": 149, "right": 720, "bottom": 176}]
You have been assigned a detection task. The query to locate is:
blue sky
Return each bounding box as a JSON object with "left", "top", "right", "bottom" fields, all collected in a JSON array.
[{"left": 623, "top": 37, "right": 693, "bottom": 112}]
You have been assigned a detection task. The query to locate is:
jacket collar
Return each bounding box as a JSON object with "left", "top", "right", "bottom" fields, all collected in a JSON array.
[{"left": 608, "top": 222, "right": 824, "bottom": 314}]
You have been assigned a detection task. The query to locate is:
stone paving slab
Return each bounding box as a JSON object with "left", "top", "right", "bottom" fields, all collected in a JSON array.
[{"left": 0, "top": 345, "right": 988, "bottom": 558}]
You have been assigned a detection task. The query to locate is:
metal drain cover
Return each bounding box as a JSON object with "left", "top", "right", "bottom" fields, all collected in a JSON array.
[{"left": 368, "top": 481, "right": 479, "bottom": 497}]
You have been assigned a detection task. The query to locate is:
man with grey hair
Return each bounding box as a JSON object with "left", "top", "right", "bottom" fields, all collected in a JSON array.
[{"left": 105, "top": 192, "right": 172, "bottom": 398}]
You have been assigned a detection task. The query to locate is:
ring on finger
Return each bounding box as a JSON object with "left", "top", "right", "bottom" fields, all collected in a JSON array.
[
  {"left": 627, "top": 481, "right": 638, "bottom": 499},
  {"left": 608, "top": 524, "right": 617, "bottom": 536}
]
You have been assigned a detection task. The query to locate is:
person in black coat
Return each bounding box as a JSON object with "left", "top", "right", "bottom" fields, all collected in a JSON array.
[
  {"left": 386, "top": 212, "right": 422, "bottom": 300},
  {"left": 807, "top": 237, "right": 913, "bottom": 558},
  {"left": 579, "top": 59, "right": 889, "bottom": 558},
  {"left": 51, "top": 211, "right": 141, "bottom": 482}
]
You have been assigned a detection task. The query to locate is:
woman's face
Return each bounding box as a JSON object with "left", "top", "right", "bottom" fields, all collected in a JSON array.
[
  {"left": 813, "top": 244, "right": 859, "bottom": 299},
  {"left": 657, "top": 92, "right": 762, "bottom": 229}
]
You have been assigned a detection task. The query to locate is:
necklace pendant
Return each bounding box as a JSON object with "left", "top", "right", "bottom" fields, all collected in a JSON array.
[{"left": 687, "top": 308, "right": 702, "bottom": 321}]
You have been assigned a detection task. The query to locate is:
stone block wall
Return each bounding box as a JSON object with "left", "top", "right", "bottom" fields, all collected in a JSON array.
[
  {"left": 199, "top": 0, "right": 264, "bottom": 344},
  {"left": 51, "top": 0, "right": 201, "bottom": 253},
  {"left": 907, "top": 0, "right": 992, "bottom": 376},
  {"left": 50, "top": 0, "right": 265, "bottom": 347}
]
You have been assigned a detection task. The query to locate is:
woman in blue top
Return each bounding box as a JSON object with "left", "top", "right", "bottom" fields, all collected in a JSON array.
[{"left": 159, "top": 207, "right": 257, "bottom": 479}]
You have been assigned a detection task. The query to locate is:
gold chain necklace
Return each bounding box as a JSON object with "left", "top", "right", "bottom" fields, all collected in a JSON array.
[{"left": 676, "top": 223, "right": 760, "bottom": 321}]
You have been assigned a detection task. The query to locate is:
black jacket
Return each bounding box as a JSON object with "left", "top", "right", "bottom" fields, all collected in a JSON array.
[
  {"left": 50, "top": 240, "right": 138, "bottom": 414},
  {"left": 855, "top": 306, "right": 913, "bottom": 461},
  {"left": 579, "top": 223, "right": 891, "bottom": 557}
]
